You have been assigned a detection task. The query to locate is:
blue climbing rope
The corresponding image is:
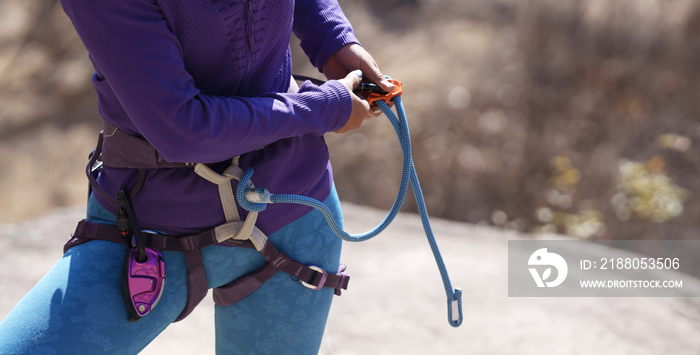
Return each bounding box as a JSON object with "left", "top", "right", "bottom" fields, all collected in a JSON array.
[{"left": 236, "top": 94, "right": 463, "bottom": 328}]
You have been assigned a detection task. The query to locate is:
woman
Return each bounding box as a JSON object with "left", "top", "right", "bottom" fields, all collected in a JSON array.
[{"left": 0, "top": 0, "right": 393, "bottom": 353}]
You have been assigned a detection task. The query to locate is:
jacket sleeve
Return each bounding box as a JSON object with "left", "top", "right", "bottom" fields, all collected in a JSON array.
[
  {"left": 293, "top": 0, "right": 360, "bottom": 71},
  {"left": 59, "top": 0, "right": 352, "bottom": 163}
]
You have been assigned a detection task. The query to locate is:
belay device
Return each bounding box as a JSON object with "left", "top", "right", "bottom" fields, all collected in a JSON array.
[
  {"left": 117, "top": 190, "right": 166, "bottom": 322},
  {"left": 241, "top": 77, "right": 464, "bottom": 327}
]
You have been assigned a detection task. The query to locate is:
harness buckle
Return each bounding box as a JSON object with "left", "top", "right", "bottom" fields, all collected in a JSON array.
[
  {"left": 178, "top": 235, "right": 198, "bottom": 251},
  {"left": 300, "top": 265, "right": 327, "bottom": 290}
]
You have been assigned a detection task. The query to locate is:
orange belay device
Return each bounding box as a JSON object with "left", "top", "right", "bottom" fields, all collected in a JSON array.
[{"left": 360, "top": 79, "right": 403, "bottom": 105}]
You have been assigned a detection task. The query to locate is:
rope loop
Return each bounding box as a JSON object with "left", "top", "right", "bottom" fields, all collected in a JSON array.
[
  {"left": 236, "top": 168, "right": 267, "bottom": 212},
  {"left": 234, "top": 85, "right": 464, "bottom": 328}
]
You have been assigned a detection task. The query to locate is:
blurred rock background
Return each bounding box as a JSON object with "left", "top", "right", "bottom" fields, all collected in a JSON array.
[{"left": 2, "top": 0, "right": 700, "bottom": 240}]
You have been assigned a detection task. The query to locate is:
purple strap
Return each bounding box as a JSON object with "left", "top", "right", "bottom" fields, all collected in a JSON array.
[
  {"left": 64, "top": 220, "right": 350, "bottom": 320},
  {"left": 64, "top": 220, "right": 123, "bottom": 253},
  {"left": 255, "top": 239, "right": 350, "bottom": 293},
  {"left": 176, "top": 249, "right": 208, "bottom": 322},
  {"left": 212, "top": 237, "right": 350, "bottom": 306},
  {"left": 67, "top": 220, "right": 221, "bottom": 253},
  {"left": 212, "top": 262, "right": 279, "bottom": 306}
]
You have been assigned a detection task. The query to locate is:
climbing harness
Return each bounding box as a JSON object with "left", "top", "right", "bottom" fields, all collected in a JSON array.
[
  {"left": 239, "top": 77, "right": 463, "bottom": 327},
  {"left": 64, "top": 75, "right": 462, "bottom": 328},
  {"left": 66, "top": 121, "right": 349, "bottom": 322}
]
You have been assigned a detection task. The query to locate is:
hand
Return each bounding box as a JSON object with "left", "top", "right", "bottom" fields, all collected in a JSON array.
[
  {"left": 323, "top": 43, "right": 395, "bottom": 117},
  {"left": 335, "top": 70, "right": 371, "bottom": 133}
]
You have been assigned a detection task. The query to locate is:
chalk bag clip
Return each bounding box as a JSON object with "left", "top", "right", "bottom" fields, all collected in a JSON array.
[{"left": 117, "top": 190, "right": 166, "bottom": 322}]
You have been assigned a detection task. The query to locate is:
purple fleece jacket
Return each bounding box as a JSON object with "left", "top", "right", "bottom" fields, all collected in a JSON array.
[{"left": 59, "top": 0, "right": 358, "bottom": 235}]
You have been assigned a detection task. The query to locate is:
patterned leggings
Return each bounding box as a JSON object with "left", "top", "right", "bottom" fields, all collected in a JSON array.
[{"left": 0, "top": 186, "right": 343, "bottom": 355}]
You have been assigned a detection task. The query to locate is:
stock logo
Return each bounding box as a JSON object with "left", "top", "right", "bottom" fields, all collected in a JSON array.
[{"left": 528, "top": 248, "right": 568, "bottom": 287}]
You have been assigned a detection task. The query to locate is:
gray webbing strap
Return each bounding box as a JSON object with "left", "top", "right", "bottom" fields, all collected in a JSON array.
[
  {"left": 194, "top": 162, "right": 242, "bottom": 222},
  {"left": 194, "top": 160, "right": 267, "bottom": 251},
  {"left": 214, "top": 221, "right": 268, "bottom": 250}
]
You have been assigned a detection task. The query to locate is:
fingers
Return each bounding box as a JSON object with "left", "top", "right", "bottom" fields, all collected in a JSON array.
[
  {"left": 356, "top": 92, "right": 371, "bottom": 116},
  {"left": 360, "top": 56, "right": 395, "bottom": 93},
  {"left": 324, "top": 43, "right": 395, "bottom": 93},
  {"left": 338, "top": 69, "right": 363, "bottom": 92},
  {"left": 335, "top": 85, "right": 373, "bottom": 134},
  {"left": 348, "top": 69, "right": 363, "bottom": 89},
  {"left": 369, "top": 106, "right": 382, "bottom": 117},
  {"left": 355, "top": 88, "right": 382, "bottom": 117}
]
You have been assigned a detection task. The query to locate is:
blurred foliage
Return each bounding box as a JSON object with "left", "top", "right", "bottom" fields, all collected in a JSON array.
[
  {"left": 531, "top": 154, "right": 605, "bottom": 239},
  {"left": 324, "top": 0, "right": 700, "bottom": 240},
  {"left": 2, "top": 0, "right": 700, "bottom": 240},
  {"left": 613, "top": 159, "right": 689, "bottom": 223}
]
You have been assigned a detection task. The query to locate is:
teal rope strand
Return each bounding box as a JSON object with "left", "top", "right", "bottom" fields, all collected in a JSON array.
[{"left": 235, "top": 94, "right": 463, "bottom": 327}]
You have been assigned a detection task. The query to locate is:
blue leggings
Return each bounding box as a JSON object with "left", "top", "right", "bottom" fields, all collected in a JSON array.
[{"left": 0, "top": 186, "right": 343, "bottom": 355}]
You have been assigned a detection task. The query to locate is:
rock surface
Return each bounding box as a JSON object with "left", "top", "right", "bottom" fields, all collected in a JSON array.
[{"left": 2, "top": 204, "right": 700, "bottom": 354}]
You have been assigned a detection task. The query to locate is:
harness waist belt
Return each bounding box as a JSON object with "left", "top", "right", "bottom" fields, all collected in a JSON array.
[{"left": 101, "top": 121, "right": 192, "bottom": 169}]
